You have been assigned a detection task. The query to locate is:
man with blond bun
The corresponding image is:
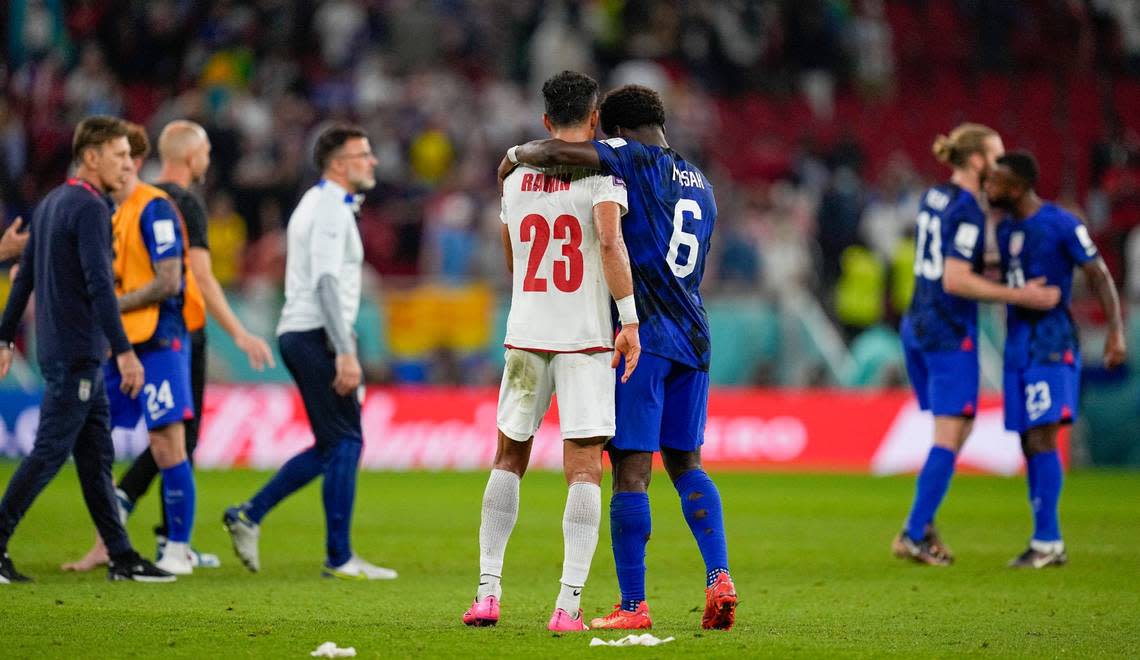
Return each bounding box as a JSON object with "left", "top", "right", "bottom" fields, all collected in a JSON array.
[
  {"left": 893, "top": 124, "right": 1061, "bottom": 566},
  {"left": 108, "top": 120, "right": 274, "bottom": 567}
]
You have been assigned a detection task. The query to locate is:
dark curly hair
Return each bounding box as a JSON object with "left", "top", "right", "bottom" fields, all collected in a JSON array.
[
  {"left": 997, "top": 151, "right": 1039, "bottom": 188},
  {"left": 541, "top": 71, "right": 599, "bottom": 128},
  {"left": 599, "top": 84, "right": 666, "bottom": 137}
]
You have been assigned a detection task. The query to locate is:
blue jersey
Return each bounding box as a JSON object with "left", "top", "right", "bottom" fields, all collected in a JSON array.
[
  {"left": 903, "top": 184, "right": 986, "bottom": 351},
  {"left": 592, "top": 138, "right": 716, "bottom": 370},
  {"left": 996, "top": 203, "right": 1098, "bottom": 370},
  {"left": 137, "top": 196, "right": 187, "bottom": 349}
]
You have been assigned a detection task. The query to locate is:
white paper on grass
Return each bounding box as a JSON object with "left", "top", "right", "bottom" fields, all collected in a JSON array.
[
  {"left": 589, "top": 634, "right": 676, "bottom": 647},
  {"left": 310, "top": 641, "right": 357, "bottom": 658}
]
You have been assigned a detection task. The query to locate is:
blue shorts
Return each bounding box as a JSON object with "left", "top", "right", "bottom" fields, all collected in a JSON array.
[
  {"left": 902, "top": 323, "right": 979, "bottom": 417},
  {"left": 611, "top": 352, "right": 708, "bottom": 453},
  {"left": 1003, "top": 361, "right": 1079, "bottom": 433},
  {"left": 105, "top": 334, "right": 194, "bottom": 431}
]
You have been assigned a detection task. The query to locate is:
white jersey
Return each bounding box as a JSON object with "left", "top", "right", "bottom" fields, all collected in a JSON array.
[
  {"left": 501, "top": 165, "right": 628, "bottom": 352},
  {"left": 277, "top": 179, "right": 364, "bottom": 336}
]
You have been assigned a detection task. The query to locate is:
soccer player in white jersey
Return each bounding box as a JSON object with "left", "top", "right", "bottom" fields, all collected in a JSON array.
[
  {"left": 462, "top": 71, "right": 641, "bottom": 632},
  {"left": 223, "top": 125, "right": 396, "bottom": 580}
]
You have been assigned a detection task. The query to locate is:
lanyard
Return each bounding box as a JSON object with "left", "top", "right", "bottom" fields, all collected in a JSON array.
[{"left": 66, "top": 177, "right": 102, "bottom": 198}]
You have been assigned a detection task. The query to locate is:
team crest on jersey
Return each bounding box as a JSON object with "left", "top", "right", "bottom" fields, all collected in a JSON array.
[
  {"left": 1009, "top": 231, "right": 1024, "bottom": 257},
  {"left": 78, "top": 379, "right": 92, "bottom": 402}
]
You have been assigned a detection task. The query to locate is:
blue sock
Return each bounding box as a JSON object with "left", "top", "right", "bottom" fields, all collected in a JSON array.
[
  {"left": 673, "top": 470, "right": 730, "bottom": 587},
  {"left": 1028, "top": 451, "right": 1063, "bottom": 542},
  {"left": 160, "top": 460, "right": 195, "bottom": 544},
  {"left": 322, "top": 440, "right": 362, "bottom": 568},
  {"left": 246, "top": 447, "right": 324, "bottom": 523},
  {"left": 610, "top": 492, "right": 651, "bottom": 610},
  {"left": 905, "top": 446, "right": 956, "bottom": 542}
]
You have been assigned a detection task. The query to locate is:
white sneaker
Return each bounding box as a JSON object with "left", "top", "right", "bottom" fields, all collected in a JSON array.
[
  {"left": 157, "top": 534, "right": 221, "bottom": 569},
  {"left": 190, "top": 549, "right": 222, "bottom": 568},
  {"left": 223, "top": 506, "right": 260, "bottom": 572},
  {"left": 154, "top": 542, "right": 193, "bottom": 575},
  {"left": 323, "top": 556, "right": 398, "bottom": 580}
]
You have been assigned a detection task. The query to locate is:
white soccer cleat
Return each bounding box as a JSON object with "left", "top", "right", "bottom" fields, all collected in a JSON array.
[
  {"left": 114, "top": 488, "right": 134, "bottom": 526},
  {"left": 223, "top": 506, "right": 261, "bottom": 572},
  {"left": 154, "top": 542, "right": 194, "bottom": 576},
  {"left": 323, "top": 556, "right": 398, "bottom": 580}
]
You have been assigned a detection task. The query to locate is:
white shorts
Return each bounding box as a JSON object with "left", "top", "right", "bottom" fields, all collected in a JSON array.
[{"left": 496, "top": 348, "right": 616, "bottom": 442}]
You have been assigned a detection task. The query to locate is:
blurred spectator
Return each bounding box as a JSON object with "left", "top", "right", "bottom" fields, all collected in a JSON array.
[
  {"left": 206, "top": 192, "right": 247, "bottom": 288},
  {"left": 3, "top": 0, "right": 1140, "bottom": 382}
]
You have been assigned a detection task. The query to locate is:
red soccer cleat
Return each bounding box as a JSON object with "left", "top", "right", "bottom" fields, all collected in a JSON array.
[
  {"left": 590, "top": 601, "right": 652, "bottom": 630},
  {"left": 703, "top": 573, "right": 737, "bottom": 630}
]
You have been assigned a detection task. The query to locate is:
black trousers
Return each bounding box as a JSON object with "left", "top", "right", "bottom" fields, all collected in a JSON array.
[
  {"left": 117, "top": 329, "right": 206, "bottom": 534},
  {"left": 0, "top": 362, "right": 133, "bottom": 557}
]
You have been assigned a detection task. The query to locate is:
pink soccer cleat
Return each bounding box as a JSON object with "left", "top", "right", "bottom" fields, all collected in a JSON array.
[
  {"left": 462, "top": 596, "right": 500, "bottom": 627},
  {"left": 547, "top": 608, "right": 588, "bottom": 632}
]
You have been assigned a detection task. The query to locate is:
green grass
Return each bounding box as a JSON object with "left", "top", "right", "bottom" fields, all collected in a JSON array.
[{"left": 1, "top": 464, "right": 1138, "bottom": 658}]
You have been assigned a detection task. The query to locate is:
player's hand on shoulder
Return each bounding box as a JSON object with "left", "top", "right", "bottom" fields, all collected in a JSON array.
[
  {"left": 612, "top": 324, "right": 641, "bottom": 384},
  {"left": 1104, "top": 327, "right": 1127, "bottom": 369},
  {"left": 116, "top": 350, "right": 145, "bottom": 399},
  {"left": 1018, "top": 276, "right": 1061, "bottom": 310},
  {"left": 333, "top": 352, "right": 362, "bottom": 396},
  {"left": 236, "top": 331, "right": 275, "bottom": 371}
]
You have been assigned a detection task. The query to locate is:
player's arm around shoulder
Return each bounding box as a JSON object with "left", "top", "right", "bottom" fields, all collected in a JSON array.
[{"left": 499, "top": 140, "right": 604, "bottom": 184}]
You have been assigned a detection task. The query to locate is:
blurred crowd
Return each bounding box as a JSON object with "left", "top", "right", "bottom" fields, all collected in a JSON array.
[{"left": 2, "top": 0, "right": 1140, "bottom": 355}]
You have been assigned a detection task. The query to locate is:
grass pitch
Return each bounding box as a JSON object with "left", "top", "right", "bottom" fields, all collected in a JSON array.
[{"left": 0, "top": 464, "right": 1137, "bottom": 657}]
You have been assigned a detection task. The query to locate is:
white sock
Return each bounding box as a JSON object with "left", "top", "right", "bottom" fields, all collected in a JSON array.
[
  {"left": 556, "top": 482, "right": 601, "bottom": 613},
  {"left": 555, "top": 582, "right": 583, "bottom": 616},
  {"left": 477, "top": 574, "right": 501, "bottom": 601},
  {"left": 477, "top": 469, "right": 520, "bottom": 600},
  {"left": 163, "top": 541, "right": 189, "bottom": 562}
]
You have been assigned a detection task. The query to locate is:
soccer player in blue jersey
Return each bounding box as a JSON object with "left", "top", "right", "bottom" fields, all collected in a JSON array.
[
  {"left": 986, "top": 151, "right": 1126, "bottom": 568},
  {"left": 503, "top": 84, "right": 736, "bottom": 630},
  {"left": 894, "top": 124, "right": 1061, "bottom": 566}
]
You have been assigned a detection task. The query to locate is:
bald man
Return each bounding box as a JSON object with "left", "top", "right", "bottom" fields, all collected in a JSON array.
[{"left": 115, "top": 120, "right": 274, "bottom": 566}]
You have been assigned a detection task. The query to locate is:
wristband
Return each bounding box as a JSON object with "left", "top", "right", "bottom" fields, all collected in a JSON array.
[
  {"left": 616, "top": 295, "right": 638, "bottom": 326},
  {"left": 0, "top": 340, "right": 13, "bottom": 351},
  {"left": 507, "top": 145, "right": 520, "bottom": 165}
]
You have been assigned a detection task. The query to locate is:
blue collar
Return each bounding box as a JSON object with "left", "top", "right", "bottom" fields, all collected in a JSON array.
[{"left": 317, "top": 179, "right": 364, "bottom": 210}]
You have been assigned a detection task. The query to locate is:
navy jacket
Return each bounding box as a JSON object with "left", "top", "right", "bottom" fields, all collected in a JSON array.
[{"left": 0, "top": 178, "right": 131, "bottom": 368}]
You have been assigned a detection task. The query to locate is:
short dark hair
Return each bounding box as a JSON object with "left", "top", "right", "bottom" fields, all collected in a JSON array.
[
  {"left": 997, "top": 151, "right": 1039, "bottom": 189},
  {"left": 124, "top": 121, "right": 150, "bottom": 160},
  {"left": 72, "top": 115, "right": 128, "bottom": 163},
  {"left": 314, "top": 124, "right": 368, "bottom": 171},
  {"left": 599, "top": 85, "right": 666, "bottom": 137},
  {"left": 541, "top": 71, "right": 599, "bottom": 128}
]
